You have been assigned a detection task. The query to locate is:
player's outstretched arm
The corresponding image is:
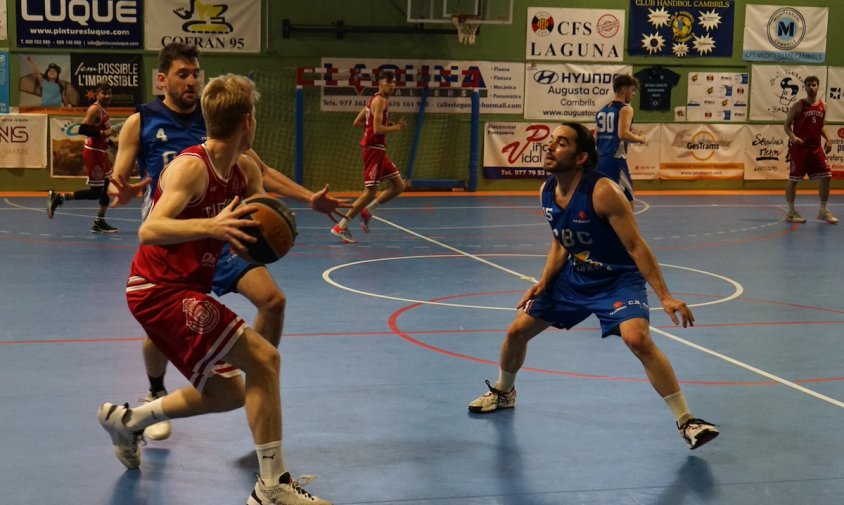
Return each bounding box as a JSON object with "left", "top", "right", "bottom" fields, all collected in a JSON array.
[{"left": 109, "top": 113, "right": 151, "bottom": 206}]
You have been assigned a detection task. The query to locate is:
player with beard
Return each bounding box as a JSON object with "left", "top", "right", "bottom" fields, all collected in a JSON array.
[{"left": 467, "top": 122, "right": 719, "bottom": 450}]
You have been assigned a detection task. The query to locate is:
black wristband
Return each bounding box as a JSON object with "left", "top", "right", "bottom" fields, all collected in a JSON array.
[{"left": 78, "top": 124, "right": 99, "bottom": 137}]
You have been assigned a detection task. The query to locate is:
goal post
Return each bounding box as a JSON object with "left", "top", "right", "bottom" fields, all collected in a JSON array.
[{"left": 292, "top": 66, "right": 480, "bottom": 191}]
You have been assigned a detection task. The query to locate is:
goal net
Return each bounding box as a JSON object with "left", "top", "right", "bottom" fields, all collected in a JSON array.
[{"left": 250, "top": 66, "right": 479, "bottom": 192}]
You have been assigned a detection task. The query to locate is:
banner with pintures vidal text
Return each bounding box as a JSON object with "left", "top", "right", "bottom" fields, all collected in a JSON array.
[
  {"left": 526, "top": 8, "right": 625, "bottom": 62},
  {"left": 145, "top": 0, "right": 260, "bottom": 53},
  {"left": 743, "top": 5, "right": 828, "bottom": 63},
  {"left": 628, "top": 0, "right": 734, "bottom": 58},
  {"left": 16, "top": 0, "right": 142, "bottom": 49}
]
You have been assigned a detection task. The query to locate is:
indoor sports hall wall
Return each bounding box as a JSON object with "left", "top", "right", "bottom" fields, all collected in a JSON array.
[{"left": 2, "top": 0, "right": 844, "bottom": 192}]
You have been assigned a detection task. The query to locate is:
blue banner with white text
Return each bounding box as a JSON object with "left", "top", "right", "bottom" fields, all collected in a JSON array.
[
  {"left": 16, "top": 0, "right": 143, "bottom": 49},
  {"left": 628, "top": 0, "right": 734, "bottom": 58}
]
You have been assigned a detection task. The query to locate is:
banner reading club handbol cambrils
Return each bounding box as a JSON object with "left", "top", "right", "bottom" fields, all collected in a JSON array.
[{"left": 145, "top": 0, "right": 260, "bottom": 53}]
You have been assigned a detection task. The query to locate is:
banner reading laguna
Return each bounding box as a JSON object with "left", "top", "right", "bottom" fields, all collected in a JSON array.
[
  {"left": 743, "top": 5, "right": 828, "bottom": 62},
  {"left": 145, "top": 0, "right": 260, "bottom": 53},
  {"left": 628, "top": 0, "right": 734, "bottom": 58},
  {"left": 526, "top": 8, "right": 624, "bottom": 62},
  {"left": 524, "top": 63, "right": 631, "bottom": 121},
  {"left": 16, "top": 0, "right": 142, "bottom": 49},
  {"left": 315, "top": 58, "right": 524, "bottom": 114}
]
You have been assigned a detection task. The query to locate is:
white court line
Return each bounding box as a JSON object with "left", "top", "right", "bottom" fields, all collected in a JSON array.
[
  {"left": 363, "top": 214, "right": 844, "bottom": 409},
  {"left": 651, "top": 326, "right": 844, "bottom": 409}
]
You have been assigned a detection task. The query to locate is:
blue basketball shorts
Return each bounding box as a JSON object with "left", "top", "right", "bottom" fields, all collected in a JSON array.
[
  {"left": 212, "top": 243, "right": 261, "bottom": 297},
  {"left": 525, "top": 275, "right": 650, "bottom": 337}
]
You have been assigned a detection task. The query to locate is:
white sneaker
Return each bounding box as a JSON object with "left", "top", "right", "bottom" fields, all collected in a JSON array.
[
  {"left": 330, "top": 224, "right": 356, "bottom": 244},
  {"left": 677, "top": 418, "right": 719, "bottom": 450},
  {"left": 785, "top": 210, "right": 806, "bottom": 223},
  {"left": 98, "top": 402, "right": 144, "bottom": 469},
  {"left": 247, "top": 473, "right": 332, "bottom": 505},
  {"left": 139, "top": 390, "right": 171, "bottom": 440},
  {"left": 817, "top": 209, "right": 839, "bottom": 224},
  {"left": 468, "top": 380, "right": 516, "bottom": 413}
]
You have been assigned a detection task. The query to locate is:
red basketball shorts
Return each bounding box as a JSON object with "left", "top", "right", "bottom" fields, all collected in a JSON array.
[
  {"left": 83, "top": 147, "right": 112, "bottom": 186},
  {"left": 788, "top": 145, "right": 831, "bottom": 181},
  {"left": 126, "top": 280, "right": 245, "bottom": 392},
  {"left": 361, "top": 147, "right": 399, "bottom": 187}
]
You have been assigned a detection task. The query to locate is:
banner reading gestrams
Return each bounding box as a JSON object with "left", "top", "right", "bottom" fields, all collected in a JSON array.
[
  {"left": 524, "top": 63, "right": 631, "bottom": 121},
  {"left": 315, "top": 58, "right": 524, "bottom": 114},
  {"left": 70, "top": 54, "right": 143, "bottom": 108},
  {"left": 743, "top": 5, "right": 828, "bottom": 62},
  {"left": 744, "top": 124, "right": 789, "bottom": 180},
  {"left": 526, "top": 8, "right": 624, "bottom": 62},
  {"left": 659, "top": 123, "right": 746, "bottom": 180},
  {"left": 750, "top": 65, "right": 822, "bottom": 121},
  {"left": 0, "top": 114, "right": 48, "bottom": 169},
  {"left": 145, "top": 0, "right": 261, "bottom": 53},
  {"left": 16, "top": 0, "right": 142, "bottom": 49},
  {"left": 628, "top": 0, "right": 734, "bottom": 58}
]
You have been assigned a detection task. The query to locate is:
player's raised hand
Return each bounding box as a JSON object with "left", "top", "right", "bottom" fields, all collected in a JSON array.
[
  {"left": 109, "top": 174, "right": 151, "bottom": 207},
  {"left": 310, "top": 184, "right": 351, "bottom": 223}
]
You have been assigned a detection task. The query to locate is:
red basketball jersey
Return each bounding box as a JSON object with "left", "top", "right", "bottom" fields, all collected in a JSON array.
[
  {"left": 792, "top": 99, "right": 826, "bottom": 147},
  {"left": 129, "top": 144, "right": 248, "bottom": 292},
  {"left": 360, "top": 93, "right": 388, "bottom": 148},
  {"left": 84, "top": 103, "right": 111, "bottom": 151}
]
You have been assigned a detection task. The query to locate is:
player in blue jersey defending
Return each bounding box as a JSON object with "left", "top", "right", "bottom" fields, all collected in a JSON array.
[
  {"left": 468, "top": 122, "right": 719, "bottom": 450},
  {"left": 109, "top": 43, "right": 348, "bottom": 443},
  {"left": 595, "top": 74, "right": 646, "bottom": 202}
]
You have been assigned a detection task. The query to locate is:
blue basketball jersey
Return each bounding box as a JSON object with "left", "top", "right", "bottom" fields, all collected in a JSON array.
[
  {"left": 137, "top": 98, "right": 206, "bottom": 191},
  {"left": 595, "top": 100, "right": 626, "bottom": 160},
  {"left": 540, "top": 171, "right": 641, "bottom": 292}
]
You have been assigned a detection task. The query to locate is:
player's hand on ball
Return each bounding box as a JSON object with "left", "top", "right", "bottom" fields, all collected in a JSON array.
[{"left": 214, "top": 197, "right": 259, "bottom": 252}]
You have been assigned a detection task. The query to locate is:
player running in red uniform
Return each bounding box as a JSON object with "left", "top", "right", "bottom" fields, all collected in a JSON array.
[{"left": 330, "top": 69, "right": 407, "bottom": 243}]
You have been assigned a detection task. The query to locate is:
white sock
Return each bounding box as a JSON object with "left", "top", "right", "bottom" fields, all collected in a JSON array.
[
  {"left": 820, "top": 201, "right": 829, "bottom": 212},
  {"left": 365, "top": 201, "right": 381, "bottom": 213},
  {"left": 663, "top": 391, "right": 692, "bottom": 425},
  {"left": 496, "top": 370, "right": 517, "bottom": 391},
  {"left": 256, "top": 441, "right": 285, "bottom": 483},
  {"left": 126, "top": 397, "right": 169, "bottom": 432}
]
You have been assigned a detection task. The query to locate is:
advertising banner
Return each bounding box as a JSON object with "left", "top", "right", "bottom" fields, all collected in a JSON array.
[
  {"left": 743, "top": 5, "right": 828, "bottom": 62},
  {"left": 0, "top": 114, "right": 48, "bottom": 169},
  {"left": 50, "top": 115, "right": 126, "bottom": 177},
  {"left": 0, "top": 51, "right": 8, "bottom": 113},
  {"left": 744, "top": 124, "right": 789, "bottom": 180},
  {"left": 750, "top": 65, "right": 822, "bottom": 121},
  {"left": 659, "top": 123, "right": 746, "bottom": 180},
  {"left": 628, "top": 0, "right": 734, "bottom": 58},
  {"left": 18, "top": 54, "right": 81, "bottom": 108},
  {"left": 526, "top": 7, "right": 624, "bottom": 62},
  {"left": 627, "top": 123, "right": 661, "bottom": 180},
  {"left": 70, "top": 54, "right": 143, "bottom": 108},
  {"left": 686, "top": 72, "right": 748, "bottom": 122},
  {"left": 145, "top": 0, "right": 261, "bottom": 53},
  {"left": 523, "top": 63, "right": 631, "bottom": 121},
  {"left": 823, "top": 67, "right": 844, "bottom": 122},
  {"left": 825, "top": 125, "right": 844, "bottom": 180},
  {"left": 16, "top": 0, "right": 142, "bottom": 49},
  {"left": 315, "top": 58, "right": 524, "bottom": 114},
  {"left": 483, "top": 122, "right": 557, "bottom": 179}
]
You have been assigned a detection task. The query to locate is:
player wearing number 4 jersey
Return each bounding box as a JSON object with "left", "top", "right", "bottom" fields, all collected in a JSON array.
[
  {"left": 468, "top": 122, "right": 719, "bottom": 451},
  {"left": 595, "top": 74, "right": 646, "bottom": 203},
  {"left": 783, "top": 75, "right": 838, "bottom": 224}
]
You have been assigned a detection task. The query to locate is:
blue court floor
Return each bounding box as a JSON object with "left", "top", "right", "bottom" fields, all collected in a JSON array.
[{"left": 1, "top": 191, "right": 842, "bottom": 505}]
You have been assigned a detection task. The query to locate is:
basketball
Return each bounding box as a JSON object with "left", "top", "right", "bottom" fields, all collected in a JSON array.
[{"left": 236, "top": 196, "right": 297, "bottom": 264}]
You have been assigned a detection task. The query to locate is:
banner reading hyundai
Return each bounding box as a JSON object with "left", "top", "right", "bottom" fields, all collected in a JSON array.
[
  {"left": 628, "top": 0, "right": 734, "bottom": 58},
  {"left": 17, "top": 0, "right": 142, "bottom": 49}
]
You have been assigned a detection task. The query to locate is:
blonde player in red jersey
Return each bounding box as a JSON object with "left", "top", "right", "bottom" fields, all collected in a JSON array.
[
  {"left": 330, "top": 69, "right": 407, "bottom": 243},
  {"left": 783, "top": 75, "right": 838, "bottom": 224},
  {"left": 97, "top": 74, "right": 331, "bottom": 505}
]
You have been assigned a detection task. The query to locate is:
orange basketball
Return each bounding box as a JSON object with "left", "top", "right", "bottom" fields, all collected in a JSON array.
[{"left": 236, "top": 197, "right": 297, "bottom": 264}]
